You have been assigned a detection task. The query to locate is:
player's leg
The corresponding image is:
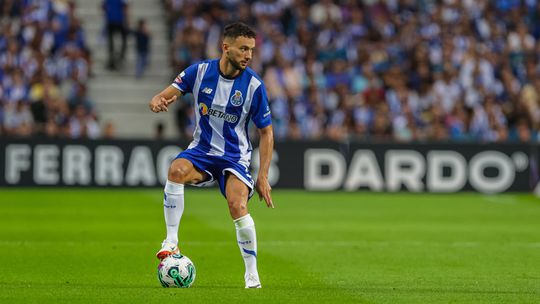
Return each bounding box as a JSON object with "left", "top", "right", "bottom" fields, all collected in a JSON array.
[
  {"left": 119, "top": 24, "right": 127, "bottom": 62},
  {"left": 225, "top": 173, "right": 261, "bottom": 288},
  {"left": 106, "top": 23, "right": 115, "bottom": 69},
  {"left": 157, "top": 158, "right": 207, "bottom": 260}
]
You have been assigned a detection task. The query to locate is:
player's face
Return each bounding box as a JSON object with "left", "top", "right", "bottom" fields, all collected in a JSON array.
[{"left": 225, "top": 36, "right": 255, "bottom": 71}]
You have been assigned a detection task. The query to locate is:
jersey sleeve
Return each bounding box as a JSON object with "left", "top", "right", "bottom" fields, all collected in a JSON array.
[
  {"left": 172, "top": 63, "right": 198, "bottom": 93},
  {"left": 250, "top": 83, "right": 272, "bottom": 128}
]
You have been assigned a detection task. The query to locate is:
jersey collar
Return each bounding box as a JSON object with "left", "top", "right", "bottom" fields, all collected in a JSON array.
[{"left": 218, "top": 60, "right": 244, "bottom": 80}]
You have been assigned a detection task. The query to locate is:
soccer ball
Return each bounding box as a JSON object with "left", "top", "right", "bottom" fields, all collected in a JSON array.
[{"left": 157, "top": 254, "right": 196, "bottom": 288}]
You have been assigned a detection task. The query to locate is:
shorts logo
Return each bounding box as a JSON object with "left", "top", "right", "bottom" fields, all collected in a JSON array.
[{"left": 230, "top": 90, "right": 243, "bottom": 106}]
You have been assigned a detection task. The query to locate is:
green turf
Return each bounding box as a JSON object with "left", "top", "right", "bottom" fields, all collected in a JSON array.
[{"left": 0, "top": 189, "right": 539, "bottom": 303}]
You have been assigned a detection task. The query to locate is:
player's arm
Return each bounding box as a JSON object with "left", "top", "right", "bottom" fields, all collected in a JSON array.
[
  {"left": 149, "top": 85, "right": 182, "bottom": 113},
  {"left": 255, "top": 125, "right": 274, "bottom": 208}
]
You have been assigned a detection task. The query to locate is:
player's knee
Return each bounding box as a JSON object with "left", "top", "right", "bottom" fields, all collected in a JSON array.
[
  {"left": 227, "top": 199, "right": 247, "bottom": 215},
  {"left": 168, "top": 164, "right": 190, "bottom": 183}
]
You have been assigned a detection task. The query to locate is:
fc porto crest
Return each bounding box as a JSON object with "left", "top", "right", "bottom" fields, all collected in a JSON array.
[{"left": 230, "top": 90, "right": 243, "bottom": 106}]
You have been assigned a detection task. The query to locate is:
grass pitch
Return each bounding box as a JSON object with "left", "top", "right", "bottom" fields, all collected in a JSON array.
[{"left": 0, "top": 189, "right": 539, "bottom": 303}]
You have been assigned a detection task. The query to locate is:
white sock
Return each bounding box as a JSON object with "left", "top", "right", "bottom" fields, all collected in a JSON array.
[
  {"left": 163, "top": 180, "right": 184, "bottom": 245},
  {"left": 234, "top": 214, "right": 258, "bottom": 277}
]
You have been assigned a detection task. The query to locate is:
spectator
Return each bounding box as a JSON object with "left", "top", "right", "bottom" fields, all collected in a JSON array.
[
  {"left": 68, "top": 104, "right": 100, "bottom": 139},
  {"left": 155, "top": 121, "right": 165, "bottom": 140},
  {"left": 4, "top": 100, "right": 33, "bottom": 137},
  {"left": 134, "top": 18, "right": 151, "bottom": 78},
  {"left": 102, "top": 0, "right": 129, "bottom": 70},
  {"left": 102, "top": 121, "right": 116, "bottom": 139},
  {"left": 68, "top": 82, "right": 93, "bottom": 111}
]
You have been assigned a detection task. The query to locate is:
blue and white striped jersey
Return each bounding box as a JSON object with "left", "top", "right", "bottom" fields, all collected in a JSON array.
[{"left": 172, "top": 59, "right": 272, "bottom": 167}]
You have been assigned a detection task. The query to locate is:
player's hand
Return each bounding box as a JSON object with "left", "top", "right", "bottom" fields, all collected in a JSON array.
[
  {"left": 149, "top": 95, "right": 177, "bottom": 113},
  {"left": 255, "top": 176, "right": 274, "bottom": 209}
]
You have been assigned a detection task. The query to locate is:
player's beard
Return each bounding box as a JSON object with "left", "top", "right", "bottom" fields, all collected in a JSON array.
[{"left": 227, "top": 55, "right": 245, "bottom": 71}]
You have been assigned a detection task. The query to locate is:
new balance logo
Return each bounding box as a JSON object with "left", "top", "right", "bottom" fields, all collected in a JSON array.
[{"left": 201, "top": 87, "right": 213, "bottom": 94}]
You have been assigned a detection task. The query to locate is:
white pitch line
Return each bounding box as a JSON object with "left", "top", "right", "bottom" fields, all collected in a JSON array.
[{"left": 482, "top": 195, "right": 519, "bottom": 205}]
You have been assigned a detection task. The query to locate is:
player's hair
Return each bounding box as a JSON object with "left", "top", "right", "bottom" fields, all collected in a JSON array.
[{"left": 223, "top": 22, "right": 256, "bottom": 40}]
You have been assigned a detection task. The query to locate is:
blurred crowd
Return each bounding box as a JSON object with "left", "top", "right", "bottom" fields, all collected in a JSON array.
[
  {"left": 0, "top": 0, "right": 107, "bottom": 139},
  {"left": 4, "top": 0, "right": 540, "bottom": 143},
  {"left": 167, "top": 0, "right": 540, "bottom": 142}
]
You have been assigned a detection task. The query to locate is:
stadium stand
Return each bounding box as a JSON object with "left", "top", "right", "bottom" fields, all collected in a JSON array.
[
  {"left": 0, "top": 0, "right": 174, "bottom": 139},
  {"left": 166, "top": 0, "right": 540, "bottom": 143},
  {"left": 0, "top": 0, "right": 97, "bottom": 138},
  {"left": 77, "top": 0, "right": 174, "bottom": 139},
  {"left": 3, "top": 0, "right": 540, "bottom": 142}
]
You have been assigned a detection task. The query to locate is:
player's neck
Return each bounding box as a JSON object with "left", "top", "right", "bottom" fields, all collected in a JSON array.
[{"left": 219, "top": 57, "right": 241, "bottom": 79}]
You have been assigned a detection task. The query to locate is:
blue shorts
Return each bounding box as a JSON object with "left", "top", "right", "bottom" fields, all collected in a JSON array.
[{"left": 175, "top": 149, "right": 255, "bottom": 199}]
